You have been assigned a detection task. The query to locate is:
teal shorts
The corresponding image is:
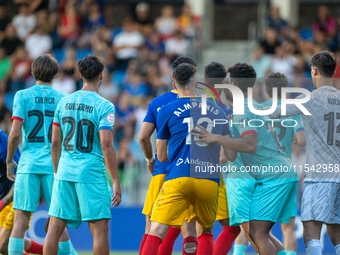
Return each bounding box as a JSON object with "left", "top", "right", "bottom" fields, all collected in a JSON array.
[
  {"left": 250, "top": 181, "right": 298, "bottom": 224},
  {"left": 49, "top": 180, "right": 111, "bottom": 228},
  {"left": 13, "top": 173, "right": 54, "bottom": 212},
  {"left": 225, "top": 174, "right": 256, "bottom": 226}
]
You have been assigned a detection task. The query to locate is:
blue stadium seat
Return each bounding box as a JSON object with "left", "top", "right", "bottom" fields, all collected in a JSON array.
[
  {"left": 77, "top": 49, "right": 93, "bottom": 60},
  {"left": 53, "top": 48, "right": 66, "bottom": 63},
  {"left": 299, "top": 28, "right": 314, "bottom": 41},
  {"left": 111, "top": 28, "right": 123, "bottom": 40},
  {"left": 112, "top": 70, "right": 126, "bottom": 86}
]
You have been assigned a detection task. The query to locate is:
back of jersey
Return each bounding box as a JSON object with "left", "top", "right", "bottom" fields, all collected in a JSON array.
[
  {"left": 53, "top": 90, "right": 115, "bottom": 184},
  {"left": 157, "top": 97, "right": 230, "bottom": 183},
  {"left": 12, "top": 85, "right": 65, "bottom": 174},
  {"left": 302, "top": 86, "right": 340, "bottom": 181},
  {"left": 261, "top": 99, "right": 304, "bottom": 158}
]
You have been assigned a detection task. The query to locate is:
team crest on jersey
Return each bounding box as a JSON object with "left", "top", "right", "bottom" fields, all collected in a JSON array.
[{"left": 107, "top": 113, "right": 114, "bottom": 124}]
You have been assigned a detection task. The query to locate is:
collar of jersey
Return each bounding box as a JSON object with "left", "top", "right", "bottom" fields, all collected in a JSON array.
[
  {"left": 179, "top": 96, "right": 200, "bottom": 98},
  {"left": 35, "top": 84, "right": 52, "bottom": 89},
  {"left": 171, "top": 90, "right": 178, "bottom": 94}
]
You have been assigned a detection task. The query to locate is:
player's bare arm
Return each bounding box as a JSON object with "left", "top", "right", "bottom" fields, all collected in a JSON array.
[
  {"left": 220, "top": 147, "right": 228, "bottom": 164},
  {"left": 1, "top": 184, "right": 14, "bottom": 206},
  {"left": 6, "top": 119, "right": 22, "bottom": 181},
  {"left": 100, "top": 129, "right": 122, "bottom": 207},
  {"left": 295, "top": 130, "right": 306, "bottom": 147},
  {"left": 156, "top": 139, "right": 168, "bottom": 163},
  {"left": 139, "top": 122, "right": 156, "bottom": 174},
  {"left": 51, "top": 125, "right": 62, "bottom": 173},
  {"left": 193, "top": 125, "right": 257, "bottom": 154}
]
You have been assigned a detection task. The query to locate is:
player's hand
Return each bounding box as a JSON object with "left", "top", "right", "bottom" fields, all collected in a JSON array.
[
  {"left": 111, "top": 181, "right": 122, "bottom": 207},
  {"left": 147, "top": 160, "right": 156, "bottom": 174},
  {"left": 6, "top": 160, "right": 17, "bottom": 182},
  {"left": 192, "top": 125, "right": 218, "bottom": 144}
]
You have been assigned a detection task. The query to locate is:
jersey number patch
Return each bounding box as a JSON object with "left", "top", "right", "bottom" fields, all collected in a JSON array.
[
  {"left": 62, "top": 117, "right": 95, "bottom": 153},
  {"left": 27, "top": 110, "right": 54, "bottom": 143}
]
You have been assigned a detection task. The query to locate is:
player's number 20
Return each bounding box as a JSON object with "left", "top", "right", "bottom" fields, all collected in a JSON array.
[{"left": 183, "top": 117, "right": 213, "bottom": 147}]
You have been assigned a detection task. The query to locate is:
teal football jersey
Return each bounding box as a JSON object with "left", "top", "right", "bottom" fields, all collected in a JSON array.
[
  {"left": 261, "top": 99, "right": 304, "bottom": 158},
  {"left": 53, "top": 90, "right": 115, "bottom": 183},
  {"left": 12, "top": 85, "right": 66, "bottom": 174},
  {"left": 231, "top": 99, "right": 298, "bottom": 186}
]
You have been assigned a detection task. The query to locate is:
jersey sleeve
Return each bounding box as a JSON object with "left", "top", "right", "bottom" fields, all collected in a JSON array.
[
  {"left": 233, "top": 112, "right": 258, "bottom": 137},
  {"left": 143, "top": 100, "right": 156, "bottom": 124},
  {"left": 53, "top": 101, "right": 62, "bottom": 127},
  {"left": 99, "top": 102, "right": 115, "bottom": 131},
  {"left": 156, "top": 106, "right": 170, "bottom": 139},
  {"left": 12, "top": 92, "right": 25, "bottom": 122},
  {"left": 293, "top": 114, "right": 304, "bottom": 134}
]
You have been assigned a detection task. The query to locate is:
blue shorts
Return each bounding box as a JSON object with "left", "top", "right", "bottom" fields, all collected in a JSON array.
[
  {"left": 250, "top": 181, "right": 298, "bottom": 224},
  {"left": 13, "top": 173, "right": 54, "bottom": 212},
  {"left": 49, "top": 180, "right": 111, "bottom": 228},
  {"left": 225, "top": 174, "right": 256, "bottom": 226}
]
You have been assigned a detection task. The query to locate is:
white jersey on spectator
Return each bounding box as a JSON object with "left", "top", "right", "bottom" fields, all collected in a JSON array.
[{"left": 270, "top": 86, "right": 340, "bottom": 183}]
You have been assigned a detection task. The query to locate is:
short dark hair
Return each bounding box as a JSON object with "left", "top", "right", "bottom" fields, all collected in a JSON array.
[
  {"left": 265, "top": 72, "right": 287, "bottom": 98},
  {"left": 172, "top": 56, "right": 197, "bottom": 69},
  {"left": 205, "top": 62, "right": 227, "bottom": 79},
  {"left": 78, "top": 55, "right": 104, "bottom": 81},
  {"left": 31, "top": 54, "right": 59, "bottom": 83},
  {"left": 228, "top": 63, "right": 257, "bottom": 92},
  {"left": 311, "top": 51, "right": 336, "bottom": 78},
  {"left": 173, "top": 63, "right": 197, "bottom": 88}
]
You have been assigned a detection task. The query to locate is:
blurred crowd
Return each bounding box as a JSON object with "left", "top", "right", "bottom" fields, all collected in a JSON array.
[{"left": 0, "top": 1, "right": 201, "bottom": 204}]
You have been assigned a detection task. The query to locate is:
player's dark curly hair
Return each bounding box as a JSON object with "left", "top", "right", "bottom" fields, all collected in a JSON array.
[
  {"left": 311, "top": 51, "right": 336, "bottom": 78},
  {"left": 172, "top": 56, "right": 197, "bottom": 69},
  {"left": 265, "top": 72, "right": 287, "bottom": 99},
  {"left": 78, "top": 55, "right": 104, "bottom": 81},
  {"left": 173, "top": 63, "right": 197, "bottom": 88},
  {"left": 228, "top": 63, "right": 257, "bottom": 92},
  {"left": 31, "top": 54, "right": 59, "bottom": 83},
  {"left": 205, "top": 62, "right": 227, "bottom": 79}
]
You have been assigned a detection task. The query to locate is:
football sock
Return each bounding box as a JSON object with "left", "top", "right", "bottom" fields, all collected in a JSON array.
[
  {"left": 214, "top": 226, "right": 240, "bottom": 255},
  {"left": 8, "top": 237, "right": 25, "bottom": 255},
  {"left": 305, "top": 239, "right": 322, "bottom": 255},
  {"left": 183, "top": 237, "right": 198, "bottom": 255},
  {"left": 26, "top": 239, "right": 43, "bottom": 254},
  {"left": 142, "top": 235, "right": 162, "bottom": 255},
  {"left": 159, "top": 227, "right": 181, "bottom": 255},
  {"left": 335, "top": 244, "right": 340, "bottom": 255},
  {"left": 58, "top": 240, "right": 71, "bottom": 255},
  {"left": 278, "top": 250, "right": 287, "bottom": 255},
  {"left": 233, "top": 244, "right": 247, "bottom": 255},
  {"left": 0, "top": 200, "right": 5, "bottom": 212},
  {"left": 286, "top": 251, "right": 297, "bottom": 255},
  {"left": 70, "top": 242, "right": 78, "bottom": 255},
  {"left": 197, "top": 234, "right": 214, "bottom": 255},
  {"left": 139, "top": 234, "right": 148, "bottom": 255}
]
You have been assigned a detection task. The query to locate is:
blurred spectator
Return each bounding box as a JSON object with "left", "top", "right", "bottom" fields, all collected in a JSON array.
[
  {"left": 25, "top": 26, "right": 52, "bottom": 59},
  {"left": 116, "top": 138, "right": 137, "bottom": 184},
  {"left": 176, "top": 4, "right": 200, "bottom": 38},
  {"left": 260, "top": 27, "right": 280, "bottom": 54},
  {"left": 0, "top": 5, "right": 10, "bottom": 33},
  {"left": 14, "top": 0, "right": 49, "bottom": 13},
  {"left": 113, "top": 18, "right": 144, "bottom": 70},
  {"left": 250, "top": 46, "right": 271, "bottom": 79},
  {"left": 165, "top": 30, "right": 190, "bottom": 61},
  {"left": 83, "top": 2, "right": 105, "bottom": 32},
  {"left": 332, "top": 52, "right": 340, "bottom": 90},
  {"left": 52, "top": 69, "right": 76, "bottom": 94},
  {"left": 0, "top": 94, "right": 11, "bottom": 134},
  {"left": 123, "top": 72, "right": 149, "bottom": 105},
  {"left": 57, "top": 3, "right": 80, "bottom": 47},
  {"left": 267, "top": 6, "right": 288, "bottom": 37},
  {"left": 312, "top": 5, "right": 338, "bottom": 51},
  {"left": 290, "top": 57, "right": 314, "bottom": 97},
  {"left": 79, "top": 0, "right": 96, "bottom": 18},
  {"left": 0, "top": 23, "right": 22, "bottom": 56},
  {"left": 90, "top": 28, "right": 112, "bottom": 61},
  {"left": 10, "top": 46, "right": 31, "bottom": 92},
  {"left": 146, "top": 32, "right": 165, "bottom": 56},
  {"left": 134, "top": 2, "right": 152, "bottom": 26},
  {"left": 60, "top": 47, "right": 80, "bottom": 83},
  {"left": 270, "top": 44, "right": 297, "bottom": 79},
  {"left": 114, "top": 92, "right": 136, "bottom": 140},
  {"left": 98, "top": 72, "right": 119, "bottom": 102},
  {"left": 0, "top": 47, "right": 12, "bottom": 83},
  {"left": 155, "top": 5, "right": 176, "bottom": 41},
  {"left": 36, "top": 9, "right": 56, "bottom": 35},
  {"left": 12, "top": 4, "right": 36, "bottom": 40}
]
